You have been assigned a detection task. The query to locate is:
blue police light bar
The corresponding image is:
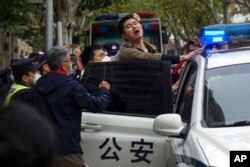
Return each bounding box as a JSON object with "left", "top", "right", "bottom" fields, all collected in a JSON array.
[
  {"left": 95, "top": 14, "right": 119, "bottom": 21},
  {"left": 226, "top": 23, "right": 250, "bottom": 35},
  {"left": 199, "top": 24, "right": 228, "bottom": 46},
  {"left": 199, "top": 23, "right": 250, "bottom": 46},
  {"left": 95, "top": 12, "right": 154, "bottom": 21}
]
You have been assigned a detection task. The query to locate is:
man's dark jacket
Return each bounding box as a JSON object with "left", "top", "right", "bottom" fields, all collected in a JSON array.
[{"left": 32, "top": 71, "right": 110, "bottom": 155}]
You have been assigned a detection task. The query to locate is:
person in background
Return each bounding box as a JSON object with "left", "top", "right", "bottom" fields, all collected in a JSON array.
[
  {"left": 5, "top": 58, "right": 42, "bottom": 105},
  {"left": 29, "top": 51, "right": 44, "bottom": 64},
  {"left": 118, "top": 13, "right": 202, "bottom": 62},
  {"left": 0, "top": 66, "right": 12, "bottom": 107},
  {"left": 67, "top": 44, "right": 84, "bottom": 80},
  {"left": 72, "top": 46, "right": 84, "bottom": 69},
  {"left": 186, "top": 36, "right": 200, "bottom": 53},
  {"left": 171, "top": 37, "right": 201, "bottom": 92},
  {"left": 103, "top": 41, "right": 120, "bottom": 61},
  {"left": 38, "top": 53, "right": 50, "bottom": 76},
  {"left": 0, "top": 59, "right": 20, "bottom": 107},
  {"left": 0, "top": 101, "right": 56, "bottom": 167},
  {"left": 29, "top": 51, "right": 47, "bottom": 83},
  {"left": 32, "top": 45, "right": 111, "bottom": 167},
  {"left": 172, "top": 36, "right": 201, "bottom": 84},
  {"left": 70, "top": 51, "right": 83, "bottom": 81},
  {"left": 103, "top": 41, "right": 120, "bottom": 56}
]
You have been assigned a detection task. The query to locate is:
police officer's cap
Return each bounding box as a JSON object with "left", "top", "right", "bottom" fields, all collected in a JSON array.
[{"left": 11, "top": 58, "right": 42, "bottom": 77}]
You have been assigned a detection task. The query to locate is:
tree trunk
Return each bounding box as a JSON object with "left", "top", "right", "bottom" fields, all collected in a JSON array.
[
  {"left": 223, "top": 0, "right": 231, "bottom": 23},
  {"left": 54, "top": 0, "right": 81, "bottom": 45}
]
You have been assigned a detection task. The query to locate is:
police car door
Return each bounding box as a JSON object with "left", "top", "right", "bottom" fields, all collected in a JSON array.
[{"left": 80, "top": 61, "right": 173, "bottom": 167}]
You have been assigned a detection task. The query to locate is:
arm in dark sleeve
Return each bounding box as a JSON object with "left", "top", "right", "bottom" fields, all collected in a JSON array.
[
  {"left": 11, "top": 88, "right": 32, "bottom": 104},
  {"left": 161, "top": 54, "right": 180, "bottom": 64},
  {"left": 71, "top": 82, "right": 111, "bottom": 112},
  {"left": 84, "top": 88, "right": 111, "bottom": 112}
]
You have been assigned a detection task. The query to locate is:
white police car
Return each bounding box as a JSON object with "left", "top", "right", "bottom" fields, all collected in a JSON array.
[
  {"left": 80, "top": 61, "right": 174, "bottom": 167},
  {"left": 80, "top": 23, "right": 250, "bottom": 167},
  {"left": 154, "top": 23, "right": 250, "bottom": 166}
]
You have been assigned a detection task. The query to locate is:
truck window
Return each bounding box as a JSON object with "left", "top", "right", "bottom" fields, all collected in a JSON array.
[
  {"left": 175, "top": 61, "right": 197, "bottom": 124},
  {"left": 81, "top": 61, "right": 173, "bottom": 117}
]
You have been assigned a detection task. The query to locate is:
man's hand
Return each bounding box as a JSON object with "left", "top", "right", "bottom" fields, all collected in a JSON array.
[
  {"left": 99, "top": 81, "right": 110, "bottom": 90},
  {"left": 73, "top": 47, "right": 83, "bottom": 70},
  {"left": 133, "top": 13, "right": 141, "bottom": 22},
  {"left": 73, "top": 47, "right": 81, "bottom": 58},
  {"left": 181, "top": 47, "right": 204, "bottom": 61}
]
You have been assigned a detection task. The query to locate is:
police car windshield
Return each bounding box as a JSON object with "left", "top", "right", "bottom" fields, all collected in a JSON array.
[{"left": 204, "top": 63, "right": 250, "bottom": 127}]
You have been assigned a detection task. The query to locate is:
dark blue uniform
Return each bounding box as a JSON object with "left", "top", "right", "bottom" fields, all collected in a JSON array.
[{"left": 32, "top": 71, "right": 110, "bottom": 155}]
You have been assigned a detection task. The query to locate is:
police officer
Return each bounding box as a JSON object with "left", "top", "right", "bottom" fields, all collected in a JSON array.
[
  {"left": 5, "top": 58, "right": 42, "bottom": 105},
  {"left": 0, "top": 66, "right": 12, "bottom": 107}
]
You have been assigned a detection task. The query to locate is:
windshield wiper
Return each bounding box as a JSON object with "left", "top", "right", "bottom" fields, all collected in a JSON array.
[{"left": 212, "top": 120, "right": 250, "bottom": 127}]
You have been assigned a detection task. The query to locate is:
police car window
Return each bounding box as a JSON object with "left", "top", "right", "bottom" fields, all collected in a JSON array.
[
  {"left": 205, "top": 63, "right": 250, "bottom": 127},
  {"left": 81, "top": 61, "right": 173, "bottom": 117},
  {"left": 177, "top": 62, "right": 197, "bottom": 123},
  {"left": 172, "top": 61, "right": 189, "bottom": 104}
]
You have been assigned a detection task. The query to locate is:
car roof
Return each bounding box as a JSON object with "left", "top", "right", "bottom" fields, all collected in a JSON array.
[{"left": 206, "top": 47, "right": 250, "bottom": 69}]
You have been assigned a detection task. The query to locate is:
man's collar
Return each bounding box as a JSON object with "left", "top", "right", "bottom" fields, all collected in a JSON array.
[{"left": 49, "top": 70, "right": 68, "bottom": 76}]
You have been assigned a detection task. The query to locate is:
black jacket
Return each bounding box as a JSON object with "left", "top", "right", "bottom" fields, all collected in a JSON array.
[{"left": 32, "top": 71, "right": 111, "bottom": 155}]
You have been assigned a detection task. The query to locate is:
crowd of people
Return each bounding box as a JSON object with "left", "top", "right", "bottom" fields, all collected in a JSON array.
[{"left": 0, "top": 13, "right": 202, "bottom": 167}]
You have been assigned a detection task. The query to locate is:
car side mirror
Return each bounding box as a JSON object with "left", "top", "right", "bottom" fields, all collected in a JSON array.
[{"left": 153, "top": 114, "right": 184, "bottom": 137}]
